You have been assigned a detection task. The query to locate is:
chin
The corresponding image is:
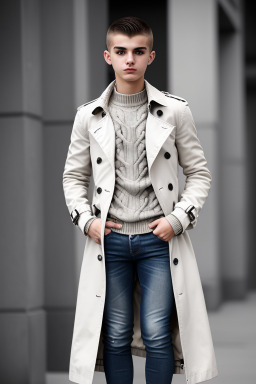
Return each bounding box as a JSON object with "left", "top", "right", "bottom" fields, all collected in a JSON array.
[{"left": 119, "top": 73, "right": 142, "bottom": 80}]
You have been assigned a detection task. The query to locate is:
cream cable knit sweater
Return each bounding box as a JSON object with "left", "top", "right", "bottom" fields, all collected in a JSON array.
[{"left": 84, "top": 83, "right": 182, "bottom": 236}]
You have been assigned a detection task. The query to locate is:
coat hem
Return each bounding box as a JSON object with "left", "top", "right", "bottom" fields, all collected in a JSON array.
[
  {"left": 187, "top": 367, "right": 218, "bottom": 384},
  {"left": 69, "top": 370, "right": 94, "bottom": 384}
]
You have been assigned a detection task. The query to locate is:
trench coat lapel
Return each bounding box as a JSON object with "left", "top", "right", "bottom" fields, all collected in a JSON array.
[{"left": 88, "top": 79, "right": 176, "bottom": 173}]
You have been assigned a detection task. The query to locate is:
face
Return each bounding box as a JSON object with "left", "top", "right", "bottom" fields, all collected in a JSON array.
[{"left": 104, "top": 33, "right": 155, "bottom": 84}]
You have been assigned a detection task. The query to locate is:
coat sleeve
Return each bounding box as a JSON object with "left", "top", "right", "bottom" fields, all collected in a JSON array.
[
  {"left": 171, "top": 103, "right": 212, "bottom": 233},
  {"left": 62, "top": 109, "right": 95, "bottom": 235}
]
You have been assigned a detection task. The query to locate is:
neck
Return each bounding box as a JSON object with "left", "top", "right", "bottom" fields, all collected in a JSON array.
[{"left": 114, "top": 76, "right": 145, "bottom": 94}]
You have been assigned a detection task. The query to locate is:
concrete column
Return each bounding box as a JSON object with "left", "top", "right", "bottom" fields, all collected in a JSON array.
[
  {"left": 41, "top": 0, "right": 76, "bottom": 371},
  {"left": 246, "top": 89, "right": 256, "bottom": 290},
  {"left": 244, "top": 0, "right": 256, "bottom": 291},
  {"left": 219, "top": 2, "right": 247, "bottom": 299},
  {"left": 167, "top": 0, "right": 221, "bottom": 310},
  {"left": 0, "top": 1, "right": 46, "bottom": 383},
  {"left": 41, "top": 0, "right": 108, "bottom": 371}
]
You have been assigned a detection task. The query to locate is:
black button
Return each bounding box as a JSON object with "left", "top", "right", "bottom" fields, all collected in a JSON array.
[
  {"left": 102, "top": 111, "right": 106, "bottom": 117},
  {"left": 157, "top": 109, "right": 163, "bottom": 116},
  {"left": 97, "top": 255, "right": 102, "bottom": 261},
  {"left": 97, "top": 157, "right": 102, "bottom": 164},
  {"left": 173, "top": 258, "right": 179, "bottom": 265},
  {"left": 164, "top": 152, "right": 171, "bottom": 159},
  {"left": 168, "top": 183, "right": 173, "bottom": 191},
  {"left": 97, "top": 187, "right": 102, "bottom": 194}
]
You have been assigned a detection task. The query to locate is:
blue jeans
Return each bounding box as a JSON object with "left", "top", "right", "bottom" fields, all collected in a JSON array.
[{"left": 102, "top": 230, "right": 175, "bottom": 384}]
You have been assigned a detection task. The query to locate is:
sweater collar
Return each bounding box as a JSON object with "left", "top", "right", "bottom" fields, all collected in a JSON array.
[
  {"left": 110, "top": 83, "right": 148, "bottom": 106},
  {"left": 91, "top": 79, "right": 169, "bottom": 115}
]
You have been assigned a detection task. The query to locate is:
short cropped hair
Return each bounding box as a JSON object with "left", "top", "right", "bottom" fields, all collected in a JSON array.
[{"left": 106, "top": 16, "right": 154, "bottom": 52}]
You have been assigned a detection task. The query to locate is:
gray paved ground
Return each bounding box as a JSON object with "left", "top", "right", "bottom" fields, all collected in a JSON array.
[{"left": 46, "top": 291, "right": 256, "bottom": 384}]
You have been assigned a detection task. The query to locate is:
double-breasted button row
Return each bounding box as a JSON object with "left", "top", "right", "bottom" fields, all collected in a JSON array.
[
  {"left": 163, "top": 150, "right": 173, "bottom": 190},
  {"left": 96, "top": 157, "right": 103, "bottom": 194},
  {"left": 97, "top": 254, "right": 102, "bottom": 261}
]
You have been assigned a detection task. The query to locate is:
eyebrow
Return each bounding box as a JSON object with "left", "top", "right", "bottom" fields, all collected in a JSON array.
[{"left": 113, "top": 46, "right": 147, "bottom": 50}]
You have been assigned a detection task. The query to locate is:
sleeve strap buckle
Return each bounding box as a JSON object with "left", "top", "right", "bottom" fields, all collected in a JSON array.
[{"left": 185, "top": 205, "right": 196, "bottom": 222}]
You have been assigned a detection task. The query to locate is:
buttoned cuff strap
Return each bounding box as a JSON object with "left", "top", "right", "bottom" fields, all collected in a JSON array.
[{"left": 171, "top": 202, "right": 197, "bottom": 233}]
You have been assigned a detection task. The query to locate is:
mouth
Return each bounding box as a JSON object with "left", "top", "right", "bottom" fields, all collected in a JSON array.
[{"left": 124, "top": 68, "right": 136, "bottom": 72}]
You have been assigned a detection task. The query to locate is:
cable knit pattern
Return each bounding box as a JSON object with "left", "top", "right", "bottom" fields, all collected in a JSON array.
[
  {"left": 83, "top": 81, "right": 182, "bottom": 236},
  {"left": 104, "top": 83, "right": 182, "bottom": 236}
]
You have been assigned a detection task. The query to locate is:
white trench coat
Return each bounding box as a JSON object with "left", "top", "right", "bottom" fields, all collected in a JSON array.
[{"left": 63, "top": 79, "right": 218, "bottom": 384}]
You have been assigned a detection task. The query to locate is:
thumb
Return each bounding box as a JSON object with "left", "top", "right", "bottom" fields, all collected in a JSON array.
[{"left": 148, "top": 218, "right": 160, "bottom": 228}]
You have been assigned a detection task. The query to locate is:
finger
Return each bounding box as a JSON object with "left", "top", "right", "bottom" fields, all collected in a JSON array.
[
  {"left": 105, "top": 220, "right": 122, "bottom": 229},
  {"left": 149, "top": 219, "right": 160, "bottom": 227},
  {"left": 105, "top": 220, "right": 116, "bottom": 228}
]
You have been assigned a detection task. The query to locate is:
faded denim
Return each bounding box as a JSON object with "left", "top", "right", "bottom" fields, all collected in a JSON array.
[{"left": 102, "top": 230, "right": 175, "bottom": 384}]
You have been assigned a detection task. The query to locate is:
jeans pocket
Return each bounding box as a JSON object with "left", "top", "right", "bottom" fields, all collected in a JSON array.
[
  {"left": 104, "top": 229, "right": 113, "bottom": 238},
  {"left": 151, "top": 231, "right": 167, "bottom": 243}
]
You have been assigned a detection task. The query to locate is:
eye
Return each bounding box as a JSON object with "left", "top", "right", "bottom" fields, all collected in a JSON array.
[{"left": 116, "top": 50, "right": 144, "bottom": 55}]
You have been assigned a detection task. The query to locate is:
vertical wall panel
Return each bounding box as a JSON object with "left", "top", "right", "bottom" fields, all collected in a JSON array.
[
  {"left": 0, "top": 0, "right": 45, "bottom": 382},
  {"left": 168, "top": 0, "right": 221, "bottom": 309}
]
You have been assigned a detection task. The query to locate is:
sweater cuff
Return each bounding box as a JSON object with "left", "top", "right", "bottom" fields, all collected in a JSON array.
[
  {"left": 78, "top": 212, "right": 97, "bottom": 236},
  {"left": 170, "top": 207, "right": 191, "bottom": 233},
  {"left": 165, "top": 214, "right": 183, "bottom": 236},
  {"left": 84, "top": 216, "right": 98, "bottom": 236}
]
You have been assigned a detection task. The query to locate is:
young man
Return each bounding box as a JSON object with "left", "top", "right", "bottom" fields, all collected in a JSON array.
[
  {"left": 63, "top": 16, "right": 218, "bottom": 384},
  {"left": 81, "top": 20, "right": 182, "bottom": 243}
]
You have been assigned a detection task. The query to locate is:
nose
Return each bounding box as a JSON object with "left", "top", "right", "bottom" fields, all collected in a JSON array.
[{"left": 126, "top": 52, "right": 135, "bottom": 64}]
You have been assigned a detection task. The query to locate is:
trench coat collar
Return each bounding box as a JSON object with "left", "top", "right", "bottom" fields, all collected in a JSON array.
[{"left": 91, "top": 78, "right": 169, "bottom": 115}]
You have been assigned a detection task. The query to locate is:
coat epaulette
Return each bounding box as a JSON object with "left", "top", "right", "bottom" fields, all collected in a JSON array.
[
  {"left": 161, "top": 91, "right": 187, "bottom": 103},
  {"left": 77, "top": 98, "right": 99, "bottom": 111}
]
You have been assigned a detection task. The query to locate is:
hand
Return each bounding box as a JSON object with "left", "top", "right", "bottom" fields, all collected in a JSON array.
[
  {"left": 148, "top": 217, "right": 175, "bottom": 242},
  {"left": 88, "top": 218, "right": 122, "bottom": 245}
]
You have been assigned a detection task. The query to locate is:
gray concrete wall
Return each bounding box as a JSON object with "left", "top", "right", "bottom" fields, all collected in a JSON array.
[
  {"left": 245, "top": 1, "right": 256, "bottom": 290},
  {"left": 0, "top": 0, "right": 46, "bottom": 383},
  {"left": 167, "top": 0, "right": 248, "bottom": 309},
  {"left": 41, "top": 0, "right": 108, "bottom": 372},
  {"left": 168, "top": 0, "right": 221, "bottom": 309},
  {"left": 219, "top": 5, "right": 247, "bottom": 299}
]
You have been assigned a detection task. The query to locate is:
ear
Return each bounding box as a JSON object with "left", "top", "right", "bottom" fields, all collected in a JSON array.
[
  {"left": 148, "top": 50, "right": 156, "bottom": 66},
  {"left": 104, "top": 50, "right": 112, "bottom": 65}
]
